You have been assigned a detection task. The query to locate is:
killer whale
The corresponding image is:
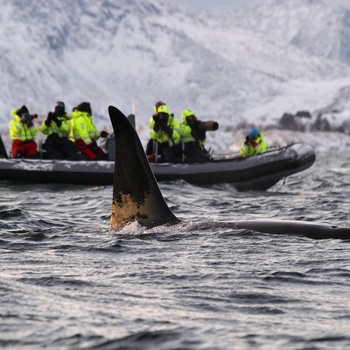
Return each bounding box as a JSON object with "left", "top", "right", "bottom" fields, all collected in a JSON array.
[{"left": 108, "top": 105, "right": 350, "bottom": 239}]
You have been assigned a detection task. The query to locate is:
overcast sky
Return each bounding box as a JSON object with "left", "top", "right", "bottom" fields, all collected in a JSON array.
[{"left": 164, "top": 0, "right": 350, "bottom": 11}]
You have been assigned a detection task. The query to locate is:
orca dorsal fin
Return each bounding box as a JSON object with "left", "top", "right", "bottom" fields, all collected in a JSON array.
[{"left": 108, "top": 105, "right": 179, "bottom": 230}]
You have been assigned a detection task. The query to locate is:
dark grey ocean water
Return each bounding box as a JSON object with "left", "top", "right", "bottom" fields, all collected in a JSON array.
[{"left": 1, "top": 152, "right": 350, "bottom": 350}]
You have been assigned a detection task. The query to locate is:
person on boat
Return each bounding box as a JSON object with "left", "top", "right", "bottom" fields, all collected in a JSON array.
[
  {"left": 149, "top": 101, "right": 167, "bottom": 127},
  {"left": 240, "top": 128, "right": 267, "bottom": 158},
  {"left": 71, "top": 102, "right": 109, "bottom": 160},
  {"left": 9, "top": 105, "right": 40, "bottom": 159},
  {"left": 177, "top": 109, "right": 218, "bottom": 163},
  {"left": 146, "top": 101, "right": 166, "bottom": 135},
  {"left": 147, "top": 103, "right": 180, "bottom": 162},
  {"left": 146, "top": 101, "right": 167, "bottom": 157},
  {"left": 40, "top": 101, "right": 82, "bottom": 160}
]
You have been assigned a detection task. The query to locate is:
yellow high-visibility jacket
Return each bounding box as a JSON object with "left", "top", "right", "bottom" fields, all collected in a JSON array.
[
  {"left": 240, "top": 133, "right": 267, "bottom": 158},
  {"left": 40, "top": 113, "right": 72, "bottom": 138},
  {"left": 9, "top": 109, "right": 38, "bottom": 141},
  {"left": 150, "top": 115, "right": 180, "bottom": 146},
  {"left": 71, "top": 109, "right": 99, "bottom": 145}
]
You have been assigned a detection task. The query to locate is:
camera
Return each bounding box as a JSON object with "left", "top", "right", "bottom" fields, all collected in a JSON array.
[
  {"left": 153, "top": 112, "right": 169, "bottom": 124},
  {"left": 197, "top": 120, "right": 219, "bottom": 131},
  {"left": 21, "top": 114, "right": 38, "bottom": 123}
]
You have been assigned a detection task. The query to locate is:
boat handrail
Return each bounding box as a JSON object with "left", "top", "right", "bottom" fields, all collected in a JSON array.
[{"left": 211, "top": 145, "right": 288, "bottom": 160}]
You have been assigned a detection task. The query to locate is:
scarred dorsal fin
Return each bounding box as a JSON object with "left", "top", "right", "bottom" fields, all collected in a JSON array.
[{"left": 108, "top": 105, "right": 179, "bottom": 230}]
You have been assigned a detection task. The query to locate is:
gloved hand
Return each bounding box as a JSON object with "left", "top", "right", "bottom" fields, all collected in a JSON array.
[
  {"left": 153, "top": 123, "right": 160, "bottom": 132},
  {"left": 45, "top": 112, "right": 61, "bottom": 127},
  {"left": 88, "top": 142, "right": 100, "bottom": 155},
  {"left": 52, "top": 115, "right": 62, "bottom": 128},
  {"left": 100, "top": 130, "right": 109, "bottom": 138},
  {"left": 245, "top": 135, "right": 251, "bottom": 145},
  {"left": 163, "top": 125, "right": 173, "bottom": 137},
  {"left": 45, "top": 112, "right": 54, "bottom": 126}
]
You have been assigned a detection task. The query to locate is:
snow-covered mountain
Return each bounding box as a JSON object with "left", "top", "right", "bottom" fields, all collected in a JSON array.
[{"left": 1, "top": 0, "right": 350, "bottom": 150}]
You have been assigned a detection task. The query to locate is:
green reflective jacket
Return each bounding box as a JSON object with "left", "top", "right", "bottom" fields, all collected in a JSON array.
[
  {"left": 40, "top": 113, "right": 72, "bottom": 138},
  {"left": 150, "top": 115, "right": 180, "bottom": 146},
  {"left": 179, "top": 120, "right": 206, "bottom": 149},
  {"left": 179, "top": 124, "right": 195, "bottom": 143},
  {"left": 71, "top": 109, "right": 99, "bottom": 145},
  {"left": 240, "top": 133, "right": 267, "bottom": 158},
  {"left": 9, "top": 109, "right": 38, "bottom": 141}
]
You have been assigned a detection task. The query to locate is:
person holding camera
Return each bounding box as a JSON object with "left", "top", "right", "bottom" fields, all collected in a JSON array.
[
  {"left": 177, "top": 109, "right": 219, "bottom": 163},
  {"left": 148, "top": 104, "right": 180, "bottom": 162},
  {"left": 148, "top": 101, "right": 168, "bottom": 128},
  {"left": 9, "top": 105, "right": 40, "bottom": 159},
  {"left": 71, "top": 102, "right": 109, "bottom": 160},
  {"left": 240, "top": 128, "right": 267, "bottom": 158},
  {"left": 40, "top": 101, "right": 82, "bottom": 160}
]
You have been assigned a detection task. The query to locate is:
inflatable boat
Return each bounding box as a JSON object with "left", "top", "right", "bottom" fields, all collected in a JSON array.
[{"left": 0, "top": 143, "right": 315, "bottom": 190}]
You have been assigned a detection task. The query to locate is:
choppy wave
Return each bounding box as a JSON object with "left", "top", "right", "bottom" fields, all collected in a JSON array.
[{"left": 1, "top": 152, "right": 350, "bottom": 349}]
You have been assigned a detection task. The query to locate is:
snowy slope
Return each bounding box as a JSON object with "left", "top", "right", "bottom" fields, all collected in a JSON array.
[{"left": 0, "top": 0, "right": 349, "bottom": 152}]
